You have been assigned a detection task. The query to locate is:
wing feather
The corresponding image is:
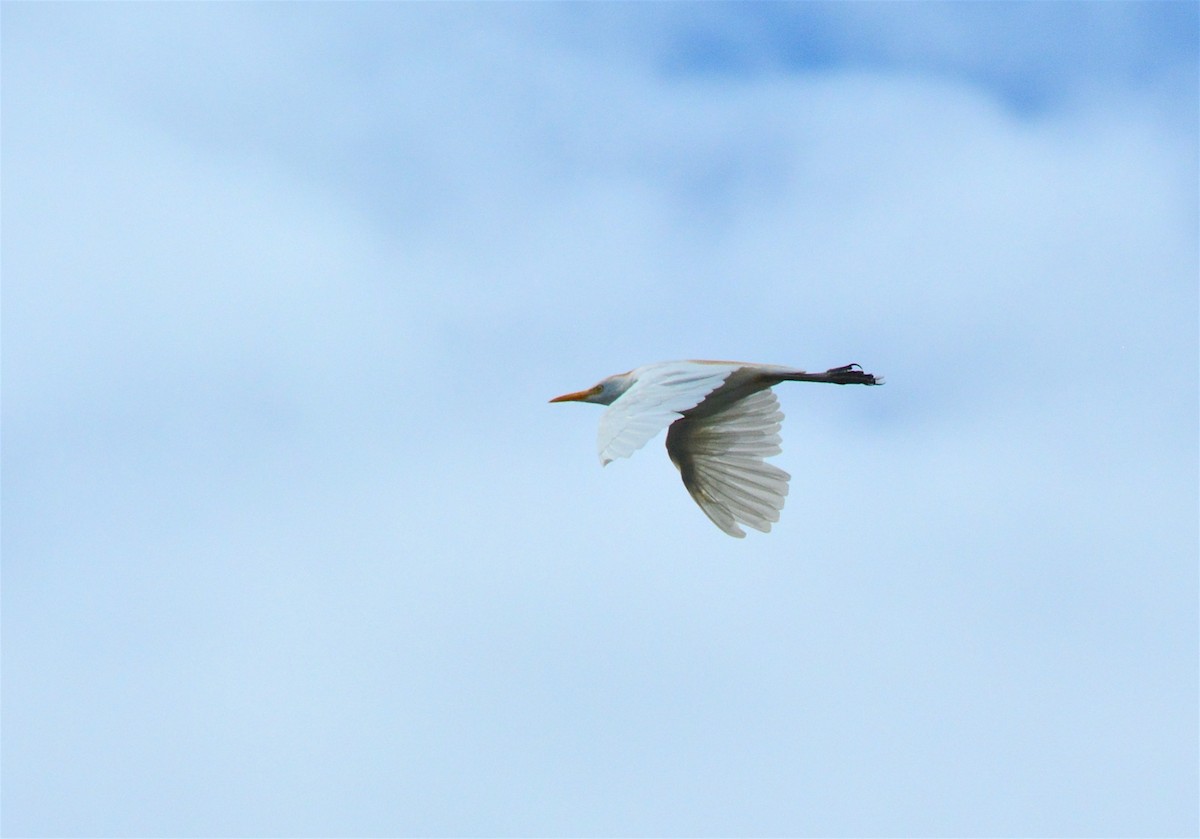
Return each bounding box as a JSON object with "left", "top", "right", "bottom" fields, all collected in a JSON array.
[
  {"left": 596, "top": 362, "right": 741, "bottom": 465},
  {"left": 666, "top": 389, "right": 791, "bottom": 538}
]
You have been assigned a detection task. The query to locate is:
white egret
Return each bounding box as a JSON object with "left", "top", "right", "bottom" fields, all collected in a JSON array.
[{"left": 550, "top": 360, "right": 882, "bottom": 537}]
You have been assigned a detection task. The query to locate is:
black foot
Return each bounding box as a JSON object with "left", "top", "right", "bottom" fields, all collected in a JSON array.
[{"left": 825, "top": 364, "right": 883, "bottom": 385}]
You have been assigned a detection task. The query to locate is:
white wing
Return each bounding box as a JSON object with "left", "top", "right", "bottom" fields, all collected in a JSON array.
[
  {"left": 596, "top": 362, "right": 740, "bottom": 465},
  {"left": 665, "top": 389, "right": 790, "bottom": 538}
]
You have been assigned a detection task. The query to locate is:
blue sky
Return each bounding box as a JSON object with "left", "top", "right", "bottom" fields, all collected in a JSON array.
[{"left": 3, "top": 3, "right": 1197, "bottom": 836}]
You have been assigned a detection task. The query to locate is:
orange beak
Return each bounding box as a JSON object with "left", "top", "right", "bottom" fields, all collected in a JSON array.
[{"left": 549, "top": 385, "right": 602, "bottom": 403}]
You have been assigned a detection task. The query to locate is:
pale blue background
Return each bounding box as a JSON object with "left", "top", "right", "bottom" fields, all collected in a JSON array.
[{"left": 4, "top": 3, "right": 1197, "bottom": 836}]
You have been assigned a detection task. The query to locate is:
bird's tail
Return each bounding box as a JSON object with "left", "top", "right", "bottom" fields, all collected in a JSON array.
[{"left": 783, "top": 364, "right": 883, "bottom": 386}]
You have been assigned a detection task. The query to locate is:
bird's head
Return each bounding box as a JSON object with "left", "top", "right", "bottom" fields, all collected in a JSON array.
[{"left": 549, "top": 371, "right": 632, "bottom": 406}]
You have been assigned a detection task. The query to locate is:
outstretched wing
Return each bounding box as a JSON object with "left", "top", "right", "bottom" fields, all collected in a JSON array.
[
  {"left": 596, "top": 362, "right": 740, "bottom": 465},
  {"left": 665, "top": 389, "right": 790, "bottom": 538}
]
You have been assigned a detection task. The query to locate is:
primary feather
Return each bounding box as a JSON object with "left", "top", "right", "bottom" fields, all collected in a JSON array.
[{"left": 666, "top": 389, "right": 789, "bottom": 538}]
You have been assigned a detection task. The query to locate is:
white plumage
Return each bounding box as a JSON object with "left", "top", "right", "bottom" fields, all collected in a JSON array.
[{"left": 550, "top": 360, "right": 882, "bottom": 538}]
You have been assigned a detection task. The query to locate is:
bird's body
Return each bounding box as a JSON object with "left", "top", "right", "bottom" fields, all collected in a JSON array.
[{"left": 550, "top": 360, "right": 882, "bottom": 537}]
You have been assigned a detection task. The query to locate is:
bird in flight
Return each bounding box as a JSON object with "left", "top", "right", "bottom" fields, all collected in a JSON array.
[{"left": 550, "top": 360, "right": 882, "bottom": 537}]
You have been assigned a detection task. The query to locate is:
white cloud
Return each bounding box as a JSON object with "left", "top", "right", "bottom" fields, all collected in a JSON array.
[{"left": 4, "top": 4, "right": 1196, "bottom": 836}]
